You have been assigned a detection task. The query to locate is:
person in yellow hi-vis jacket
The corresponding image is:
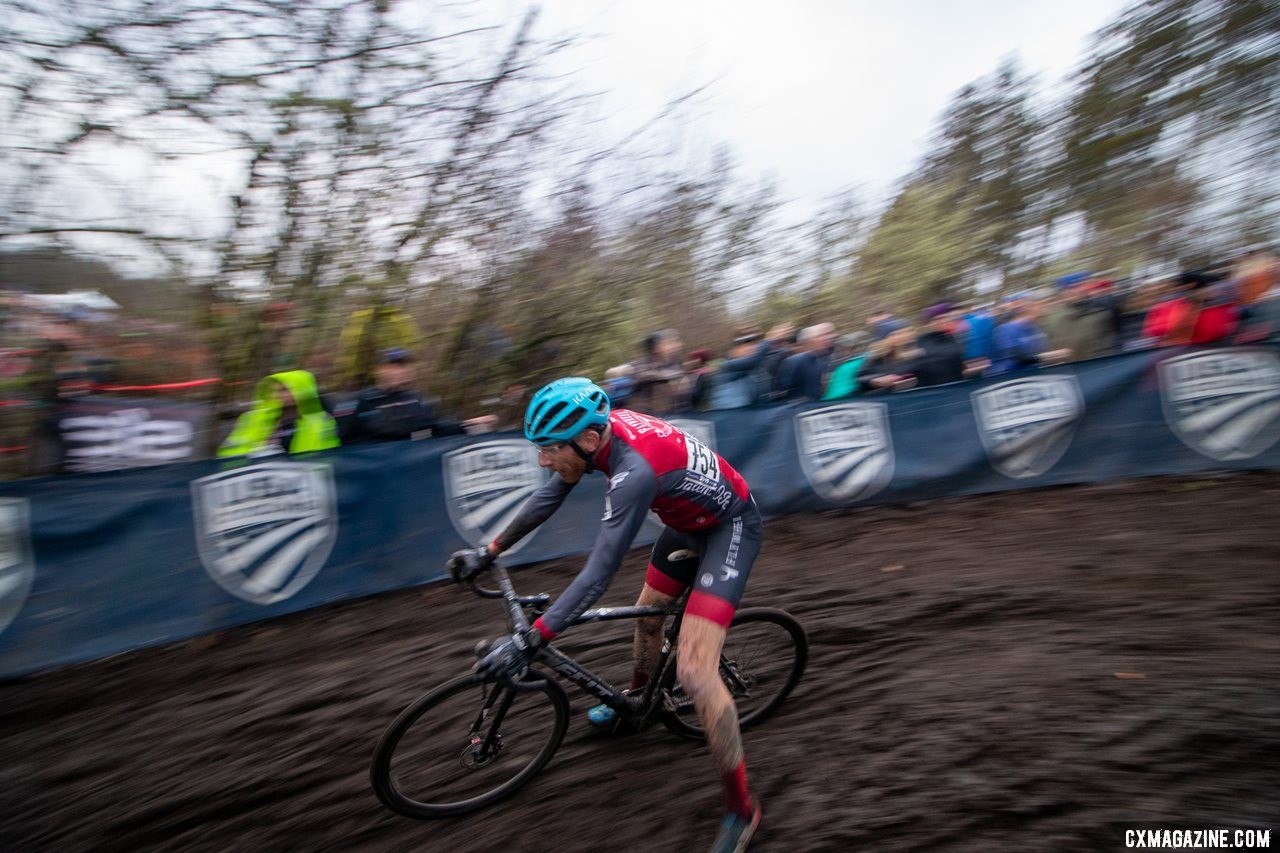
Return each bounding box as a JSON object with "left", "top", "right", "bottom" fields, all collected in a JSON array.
[{"left": 217, "top": 370, "right": 340, "bottom": 458}]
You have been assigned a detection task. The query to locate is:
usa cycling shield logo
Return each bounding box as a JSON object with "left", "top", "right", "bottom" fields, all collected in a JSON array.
[
  {"left": 1159, "top": 349, "right": 1280, "bottom": 461},
  {"left": 972, "top": 376, "right": 1084, "bottom": 479},
  {"left": 444, "top": 440, "right": 548, "bottom": 554},
  {"left": 0, "top": 498, "right": 35, "bottom": 637},
  {"left": 192, "top": 462, "right": 338, "bottom": 605},
  {"left": 795, "top": 403, "right": 894, "bottom": 503}
]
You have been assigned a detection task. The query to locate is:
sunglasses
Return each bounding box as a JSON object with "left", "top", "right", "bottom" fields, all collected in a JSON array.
[{"left": 535, "top": 442, "right": 569, "bottom": 456}]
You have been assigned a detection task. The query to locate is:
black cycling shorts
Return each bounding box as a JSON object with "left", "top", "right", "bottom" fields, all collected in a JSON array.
[{"left": 644, "top": 498, "right": 763, "bottom": 627}]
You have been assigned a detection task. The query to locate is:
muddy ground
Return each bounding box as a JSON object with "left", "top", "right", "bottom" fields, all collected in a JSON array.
[{"left": 2, "top": 472, "right": 1278, "bottom": 852}]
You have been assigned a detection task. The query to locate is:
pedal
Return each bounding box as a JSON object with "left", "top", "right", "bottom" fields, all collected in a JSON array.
[{"left": 587, "top": 704, "right": 619, "bottom": 727}]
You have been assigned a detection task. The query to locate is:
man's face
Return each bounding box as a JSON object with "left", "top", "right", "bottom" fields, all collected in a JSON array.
[
  {"left": 657, "top": 335, "right": 683, "bottom": 362},
  {"left": 376, "top": 360, "right": 414, "bottom": 390},
  {"left": 887, "top": 326, "right": 915, "bottom": 349},
  {"left": 534, "top": 428, "right": 601, "bottom": 484}
]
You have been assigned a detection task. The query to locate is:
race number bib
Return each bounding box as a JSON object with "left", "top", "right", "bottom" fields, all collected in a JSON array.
[{"left": 685, "top": 434, "right": 721, "bottom": 479}]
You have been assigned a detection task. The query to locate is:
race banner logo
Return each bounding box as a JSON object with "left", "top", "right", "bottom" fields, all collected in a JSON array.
[
  {"left": 0, "top": 498, "right": 35, "bottom": 637},
  {"left": 192, "top": 462, "right": 338, "bottom": 605},
  {"left": 972, "top": 376, "right": 1084, "bottom": 479},
  {"left": 444, "top": 440, "right": 548, "bottom": 554},
  {"left": 1159, "top": 349, "right": 1280, "bottom": 461},
  {"left": 795, "top": 403, "right": 895, "bottom": 503},
  {"left": 57, "top": 396, "right": 208, "bottom": 473}
]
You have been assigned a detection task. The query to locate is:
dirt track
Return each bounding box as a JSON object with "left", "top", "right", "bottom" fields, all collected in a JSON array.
[{"left": 2, "top": 472, "right": 1278, "bottom": 852}]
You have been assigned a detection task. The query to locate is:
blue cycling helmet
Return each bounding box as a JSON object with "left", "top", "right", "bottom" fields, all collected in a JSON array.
[{"left": 524, "top": 377, "right": 611, "bottom": 445}]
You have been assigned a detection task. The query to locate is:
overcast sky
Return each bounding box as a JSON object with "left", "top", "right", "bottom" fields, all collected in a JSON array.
[{"left": 523, "top": 0, "right": 1131, "bottom": 214}]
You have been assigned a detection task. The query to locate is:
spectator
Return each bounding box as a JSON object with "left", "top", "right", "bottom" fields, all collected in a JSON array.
[
  {"left": 866, "top": 308, "right": 908, "bottom": 341},
  {"left": 991, "top": 291, "right": 1070, "bottom": 375},
  {"left": 218, "top": 369, "right": 340, "bottom": 457},
  {"left": 961, "top": 302, "right": 997, "bottom": 365},
  {"left": 1225, "top": 246, "right": 1276, "bottom": 342},
  {"left": 336, "top": 349, "right": 495, "bottom": 443},
  {"left": 490, "top": 382, "right": 529, "bottom": 432},
  {"left": 1041, "top": 274, "right": 1117, "bottom": 362},
  {"left": 993, "top": 291, "right": 1025, "bottom": 327},
  {"left": 629, "top": 329, "right": 686, "bottom": 415},
  {"left": 1119, "top": 278, "right": 1169, "bottom": 349},
  {"left": 708, "top": 328, "right": 771, "bottom": 410},
  {"left": 1232, "top": 244, "right": 1277, "bottom": 324},
  {"left": 1189, "top": 271, "right": 1240, "bottom": 344},
  {"left": 912, "top": 304, "right": 968, "bottom": 387},
  {"left": 855, "top": 325, "right": 921, "bottom": 394},
  {"left": 1141, "top": 271, "right": 1238, "bottom": 347},
  {"left": 1247, "top": 278, "right": 1280, "bottom": 342},
  {"left": 822, "top": 331, "right": 872, "bottom": 400},
  {"left": 776, "top": 322, "right": 836, "bottom": 401},
  {"left": 1140, "top": 276, "right": 1196, "bottom": 347},
  {"left": 1091, "top": 277, "right": 1128, "bottom": 347},
  {"left": 602, "top": 364, "right": 636, "bottom": 409},
  {"left": 758, "top": 322, "right": 798, "bottom": 401},
  {"left": 680, "top": 348, "right": 716, "bottom": 412},
  {"left": 945, "top": 304, "right": 972, "bottom": 353}
]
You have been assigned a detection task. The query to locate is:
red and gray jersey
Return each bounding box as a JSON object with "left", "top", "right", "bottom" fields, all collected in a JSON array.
[{"left": 493, "top": 409, "right": 751, "bottom": 637}]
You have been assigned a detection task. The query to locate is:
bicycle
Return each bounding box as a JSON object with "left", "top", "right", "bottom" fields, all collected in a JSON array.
[{"left": 370, "top": 558, "right": 808, "bottom": 819}]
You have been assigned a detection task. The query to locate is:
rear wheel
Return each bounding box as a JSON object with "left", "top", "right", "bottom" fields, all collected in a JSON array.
[
  {"left": 371, "top": 671, "right": 569, "bottom": 818},
  {"left": 661, "top": 607, "right": 808, "bottom": 741}
]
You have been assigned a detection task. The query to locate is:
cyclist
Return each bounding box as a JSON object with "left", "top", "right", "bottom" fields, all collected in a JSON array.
[{"left": 451, "top": 377, "right": 764, "bottom": 852}]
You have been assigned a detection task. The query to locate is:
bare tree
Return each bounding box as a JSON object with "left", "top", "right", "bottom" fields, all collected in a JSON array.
[{"left": 2, "top": 1, "right": 579, "bottom": 403}]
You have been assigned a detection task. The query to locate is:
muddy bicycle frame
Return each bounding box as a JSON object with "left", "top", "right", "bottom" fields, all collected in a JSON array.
[
  {"left": 468, "top": 560, "right": 693, "bottom": 728},
  {"left": 371, "top": 560, "right": 806, "bottom": 819}
]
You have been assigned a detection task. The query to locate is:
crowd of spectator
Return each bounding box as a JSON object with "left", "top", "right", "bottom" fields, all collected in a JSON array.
[
  {"left": 3, "top": 245, "right": 1278, "bottom": 473},
  {"left": 597, "top": 248, "right": 1280, "bottom": 417}
]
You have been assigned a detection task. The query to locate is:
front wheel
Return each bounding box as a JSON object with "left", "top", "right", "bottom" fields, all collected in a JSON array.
[
  {"left": 371, "top": 671, "right": 570, "bottom": 818},
  {"left": 662, "top": 607, "right": 808, "bottom": 741}
]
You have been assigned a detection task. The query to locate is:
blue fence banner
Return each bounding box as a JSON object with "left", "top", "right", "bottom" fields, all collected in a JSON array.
[{"left": 0, "top": 343, "right": 1277, "bottom": 678}]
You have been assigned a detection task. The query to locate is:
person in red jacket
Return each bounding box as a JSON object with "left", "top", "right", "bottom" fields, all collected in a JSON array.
[{"left": 1142, "top": 272, "right": 1238, "bottom": 346}]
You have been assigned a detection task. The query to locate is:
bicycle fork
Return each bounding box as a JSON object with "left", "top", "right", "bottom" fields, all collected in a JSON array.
[{"left": 462, "top": 684, "right": 516, "bottom": 767}]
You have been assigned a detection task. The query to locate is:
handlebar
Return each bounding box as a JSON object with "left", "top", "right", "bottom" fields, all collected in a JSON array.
[
  {"left": 465, "top": 575, "right": 550, "bottom": 611},
  {"left": 451, "top": 557, "right": 551, "bottom": 635}
]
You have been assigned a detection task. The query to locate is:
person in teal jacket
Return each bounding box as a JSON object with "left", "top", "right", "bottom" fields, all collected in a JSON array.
[
  {"left": 217, "top": 370, "right": 340, "bottom": 457},
  {"left": 821, "top": 331, "right": 871, "bottom": 400}
]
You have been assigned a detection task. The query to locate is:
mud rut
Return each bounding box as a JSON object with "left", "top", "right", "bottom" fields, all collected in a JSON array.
[{"left": 2, "top": 472, "right": 1278, "bottom": 852}]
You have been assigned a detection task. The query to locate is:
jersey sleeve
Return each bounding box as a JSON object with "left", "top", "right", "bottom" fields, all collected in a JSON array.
[
  {"left": 535, "top": 458, "right": 659, "bottom": 637},
  {"left": 492, "top": 474, "right": 575, "bottom": 553}
]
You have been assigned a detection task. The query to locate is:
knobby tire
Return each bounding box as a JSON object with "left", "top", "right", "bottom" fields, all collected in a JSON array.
[{"left": 370, "top": 670, "right": 570, "bottom": 818}]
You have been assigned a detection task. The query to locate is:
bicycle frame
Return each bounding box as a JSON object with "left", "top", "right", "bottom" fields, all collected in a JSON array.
[
  {"left": 372, "top": 561, "right": 806, "bottom": 820},
  {"left": 466, "top": 561, "right": 690, "bottom": 728}
]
